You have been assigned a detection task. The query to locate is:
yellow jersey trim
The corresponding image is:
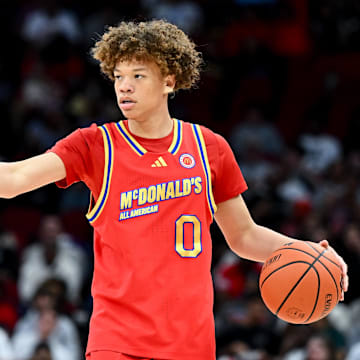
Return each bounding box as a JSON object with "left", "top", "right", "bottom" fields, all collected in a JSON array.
[
  {"left": 86, "top": 124, "right": 114, "bottom": 223},
  {"left": 168, "top": 119, "right": 183, "bottom": 155},
  {"left": 191, "top": 124, "right": 217, "bottom": 215},
  {"left": 115, "top": 121, "right": 147, "bottom": 156},
  {"left": 115, "top": 119, "right": 183, "bottom": 156}
]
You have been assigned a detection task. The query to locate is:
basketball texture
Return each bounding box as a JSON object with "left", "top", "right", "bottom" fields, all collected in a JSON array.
[{"left": 259, "top": 241, "right": 342, "bottom": 324}]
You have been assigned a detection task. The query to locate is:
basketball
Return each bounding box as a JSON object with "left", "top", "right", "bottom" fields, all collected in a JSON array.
[{"left": 259, "top": 241, "right": 342, "bottom": 324}]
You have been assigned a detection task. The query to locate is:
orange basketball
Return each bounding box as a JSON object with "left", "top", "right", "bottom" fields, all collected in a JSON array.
[{"left": 259, "top": 241, "right": 342, "bottom": 324}]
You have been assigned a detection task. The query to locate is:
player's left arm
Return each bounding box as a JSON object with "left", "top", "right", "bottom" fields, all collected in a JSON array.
[
  {"left": 214, "top": 195, "right": 349, "bottom": 298},
  {"left": 215, "top": 195, "right": 295, "bottom": 263}
]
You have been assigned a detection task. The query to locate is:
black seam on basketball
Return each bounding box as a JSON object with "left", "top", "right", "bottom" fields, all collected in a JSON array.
[
  {"left": 305, "top": 242, "right": 322, "bottom": 254},
  {"left": 275, "top": 248, "right": 340, "bottom": 301},
  {"left": 279, "top": 246, "right": 341, "bottom": 269},
  {"left": 267, "top": 248, "right": 340, "bottom": 276},
  {"left": 275, "top": 250, "right": 326, "bottom": 316},
  {"left": 303, "top": 265, "right": 321, "bottom": 323},
  {"left": 305, "top": 242, "right": 341, "bottom": 269},
  {"left": 260, "top": 261, "right": 313, "bottom": 289},
  {"left": 316, "top": 259, "right": 340, "bottom": 302},
  {"left": 319, "top": 255, "right": 340, "bottom": 268}
]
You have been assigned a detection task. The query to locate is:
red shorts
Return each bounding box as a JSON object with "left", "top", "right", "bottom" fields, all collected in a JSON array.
[{"left": 86, "top": 352, "right": 154, "bottom": 360}]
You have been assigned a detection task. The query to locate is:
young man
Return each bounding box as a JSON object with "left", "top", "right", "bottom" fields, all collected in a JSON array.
[{"left": 0, "top": 20, "right": 348, "bottom": 360}]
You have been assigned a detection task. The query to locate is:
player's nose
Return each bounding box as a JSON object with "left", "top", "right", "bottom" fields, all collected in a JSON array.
[{"left": 118, "top": 78, "right": 135, "bottom": 93}]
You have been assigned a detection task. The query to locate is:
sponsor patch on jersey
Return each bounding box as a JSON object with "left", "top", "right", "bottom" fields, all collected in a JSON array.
[{"left": 179, "top": 153, "right": 195, "bottom": 169}]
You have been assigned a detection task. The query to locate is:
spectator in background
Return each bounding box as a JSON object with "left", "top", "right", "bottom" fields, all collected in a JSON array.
[
  {"left": 332, "top": 223, "right": 360, "bottom": 305},
  {"left": 305, "top": 334, "right": 336, "bottom": 360},
  {"left": 0, "top": 230, "right": 19, "bottom": 334},
  {"left": 18, "top": 0, "right": 85, "bottom": 127},
  {"left": 275, "top": 147, "right": 313, "bottom": 206},
  {"left": 229, "top": 104, "right": 284, "bottom": 195},
  {"left": 17, "top": 214, "right": 86, "bottom": 306},
  {"left": 216, "top": 293, "right": 280, "bottom": 358},
  {"left": 58, "top": 183, "right": 90, "bottom": 214},
  {"left": 284, "top": 334, "right": 337, "bottom": 360},
  {"left": 12, "top": 281, "right": 81, "bottom": 360},
  {"left": 0, "top": 279, "right": 18, "bottom": 336},
  {"left": 143, "top": 0, "right": 204, "bottom": 35},
  {"left": 229, "top": 104, "right": 284, "bottom": 160},
  {"left": 347, "top": 342, "right": 360, "bottom": 360},
  {"left": 30, "top": 343, "right": 52, "bottom": 360},
  {"left": 0, "top": 229, "right": 19, "bottom": 281},
  {"left": 282, "top": 316, "right": 345, "bottom": 360},
  {"left": 83, "top": 6, "right": 121, "bottom": 49},
  {"left": 213, "top": 251, "right": 261, "bottom": 302},
  {"left": 299, "top": 120, "right": 342, "bottom": 177},
  {"left": 0, "top": 326, "right": 14, "bottom": 360},
  {"left": 21, "top": 0, "right": 81, "bottom": 48},
  {"left": 279, "top": 324, "right": 314, "bottom": 360}
]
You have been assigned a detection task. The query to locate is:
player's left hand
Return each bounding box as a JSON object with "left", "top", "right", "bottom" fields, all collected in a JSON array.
[{"left": 320, "top": 239, "right": 348, "bottom": 301}]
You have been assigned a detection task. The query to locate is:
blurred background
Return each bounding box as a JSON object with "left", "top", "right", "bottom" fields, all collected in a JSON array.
[{"left": 0, "top": 0, "right": 360, "bottom": 359}]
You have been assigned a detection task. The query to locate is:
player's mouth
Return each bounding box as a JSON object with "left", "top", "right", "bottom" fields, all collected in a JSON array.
[{"left": 119, "top": 98, "right": 136, "bottom": 111}]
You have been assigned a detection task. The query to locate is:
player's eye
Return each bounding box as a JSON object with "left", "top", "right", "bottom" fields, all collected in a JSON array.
[
  {"left": 114, "top": 75, "right": 122, "bottom": 80},
  {"left": 135, "top": 74, "right": 144, "bottom": 79}
]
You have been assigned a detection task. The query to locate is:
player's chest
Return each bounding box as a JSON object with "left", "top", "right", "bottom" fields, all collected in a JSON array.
[{"left": 112, "top": 150, "right": 204, "bottom": 187}]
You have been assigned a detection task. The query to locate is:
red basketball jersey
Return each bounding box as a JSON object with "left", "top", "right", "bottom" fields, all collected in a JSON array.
[{"left": 86, "top": 119, "right": 218, "bottom": 359}]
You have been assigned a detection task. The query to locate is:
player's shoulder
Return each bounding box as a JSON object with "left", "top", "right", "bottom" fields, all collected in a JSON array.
[
  {"left": 186, "top": 121, "right": 229, "bottom": 153},
  {"left": 76, "top": 122, "right": 114, "bottom": 145},
  {"left": 55, "top": 122, "right": 119, "bottom": 153},
  {"left": 77, "top": 122, "right": 103, "bottom": 136}
]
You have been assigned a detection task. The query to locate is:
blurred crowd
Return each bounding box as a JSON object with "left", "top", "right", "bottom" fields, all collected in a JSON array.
[{"left": 1, "top": 0, "right": 360, "bottom": 359}]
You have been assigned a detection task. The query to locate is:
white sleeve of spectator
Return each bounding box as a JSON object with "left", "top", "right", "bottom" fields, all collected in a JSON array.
[
  {"left": 48, "top": 316, "right": 82, "bottom": 360},
  {"left": 12, "top": 316, "right": 41, "bottom": 360},
  {"left": 0, "top": 328, "right": 15, "bottom": 360}
]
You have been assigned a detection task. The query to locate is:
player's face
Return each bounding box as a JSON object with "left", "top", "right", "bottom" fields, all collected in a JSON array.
[{"left": 113, "top": 59, "right": 175, "bottom": 121}]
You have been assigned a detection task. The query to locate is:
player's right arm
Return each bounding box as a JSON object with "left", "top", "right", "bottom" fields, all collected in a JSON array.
[{"left": 0, "top": 152, "right": 66, "bottom": 199}]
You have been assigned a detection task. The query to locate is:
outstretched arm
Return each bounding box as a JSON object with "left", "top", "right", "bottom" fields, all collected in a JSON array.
[
  {"left": 0, "top": 152, "right": 66, "bottom": 199},
  {"left": 215, "top": 195, "right": 349, "bottom": 298}
]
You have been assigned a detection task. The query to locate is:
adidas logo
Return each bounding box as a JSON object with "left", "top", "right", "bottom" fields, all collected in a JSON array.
[{"left": 151, "top": 156, "right": 168, "bottom": 167}]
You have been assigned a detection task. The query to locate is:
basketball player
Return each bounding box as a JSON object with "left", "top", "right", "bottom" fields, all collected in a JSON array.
[{"left": 0, "top": 20, "right": 348, "bottom": 360}]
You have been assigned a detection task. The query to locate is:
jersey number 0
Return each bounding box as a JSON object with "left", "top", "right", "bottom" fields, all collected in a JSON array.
[{"left": 175, "top": 215, "right": 202, "bottom": 258}]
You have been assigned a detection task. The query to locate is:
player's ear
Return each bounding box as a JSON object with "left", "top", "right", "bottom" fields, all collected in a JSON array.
[{"left": 164, "top": 74, "right": 176, "bottom": 95}]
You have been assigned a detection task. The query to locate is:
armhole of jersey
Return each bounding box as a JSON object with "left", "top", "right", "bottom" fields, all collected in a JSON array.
[
  {"left": 87, "top": 193, "right": 95, "bottom": 215},
  {"left": 86, "top": 124, "right": 114, "bottom": 224},
  {"left": 191, "top": 124, "right": 217, "bottom": 215}
]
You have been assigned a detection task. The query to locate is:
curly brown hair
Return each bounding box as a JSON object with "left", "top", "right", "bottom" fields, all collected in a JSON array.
[{"left": 91, "top": 19, "right": 203, "bottom": 91}]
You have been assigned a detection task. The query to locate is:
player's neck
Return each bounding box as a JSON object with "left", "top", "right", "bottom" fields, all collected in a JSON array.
[{"left": 127, "top": 113, "right": 173, "bottom": 139}]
